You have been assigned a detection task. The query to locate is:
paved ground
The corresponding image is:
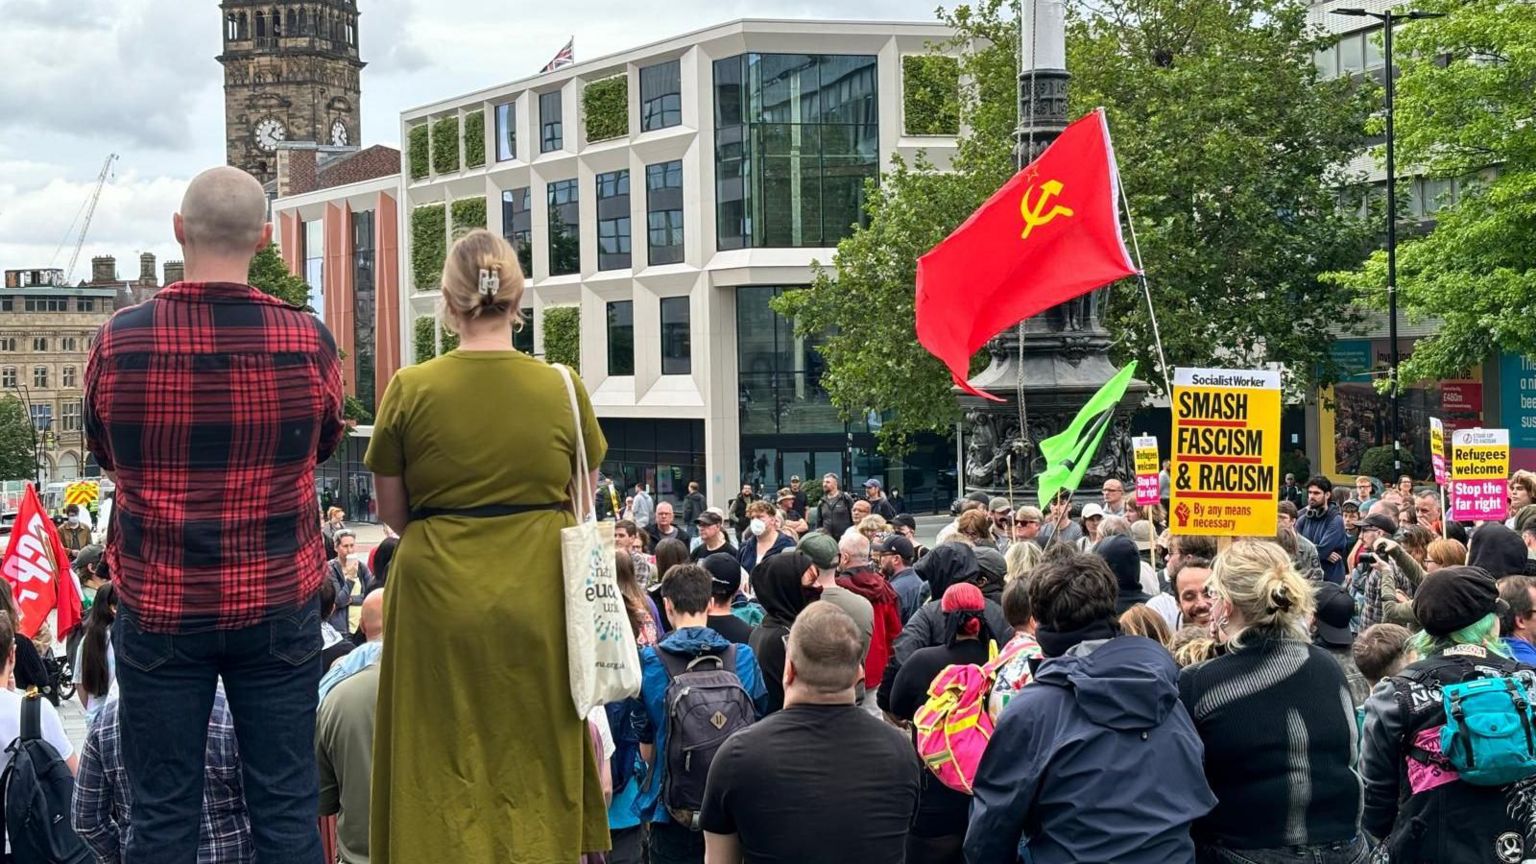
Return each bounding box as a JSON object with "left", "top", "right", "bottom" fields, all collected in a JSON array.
[{"left": 58, "top": 693, "right": 88, "bottom": 750}]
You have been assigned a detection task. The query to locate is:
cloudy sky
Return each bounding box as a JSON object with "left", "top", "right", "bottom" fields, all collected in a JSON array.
[{"left": 0, "top": 0, "right": 939, "bottom": 280}]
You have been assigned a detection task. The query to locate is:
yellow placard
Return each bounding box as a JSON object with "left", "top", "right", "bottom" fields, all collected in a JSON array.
[{"left": 1169, "top": 368, "right": 1282, "bottom": 536}]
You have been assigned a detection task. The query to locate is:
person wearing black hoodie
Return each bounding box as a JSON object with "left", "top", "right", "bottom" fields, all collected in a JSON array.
[
  {"left": 878, "top": 544, "right": 1013, "bottom": 713},
  {"left": 1468, "top": 521, "right": 1531, "bottom": 578},
  {"left": 966, "top": 545, "right": 1215, "bottom": 864},
  {"left": 1099, "top": 534, "right": 1152, "bottom": 614},
  {"left": 748, "top": 552, "right": 819, "bottom": 714}
]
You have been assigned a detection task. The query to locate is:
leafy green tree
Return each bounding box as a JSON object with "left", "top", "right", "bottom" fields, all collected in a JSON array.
[
  {"left": 776, "top": 0, "right": 1373, "bottom": 456},
  {"left": 0, "top": 397, "right": 34, "bottom": 482},
  {"left": 248, "top": 243, "right": 310, "bottom": 309},
  {"left": 1325, "top": 0, "right": 1536, "bottom": 383}
]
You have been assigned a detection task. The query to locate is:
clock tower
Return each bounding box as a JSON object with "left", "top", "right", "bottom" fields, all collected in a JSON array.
[{"left": 218, "top": 1, "right": 365, "bottom": 186}]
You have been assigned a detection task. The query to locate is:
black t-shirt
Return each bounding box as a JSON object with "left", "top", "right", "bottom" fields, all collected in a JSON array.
[
  {"left": 888, "top": 639, "right": 991, "bottom": 838},
  {"left": 691, "top": 540, "right": 737, "bottom": 562},
  {"left": 699, "top": 703, "right": 920, "bottom": 863},
  {"left": 707, "top": 613, "right": 754, "bottom": 645}
]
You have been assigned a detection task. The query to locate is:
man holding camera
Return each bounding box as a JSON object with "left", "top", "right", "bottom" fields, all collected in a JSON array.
[{"left": 1346, "top": 514, "right": 1402, "bottom": 630}]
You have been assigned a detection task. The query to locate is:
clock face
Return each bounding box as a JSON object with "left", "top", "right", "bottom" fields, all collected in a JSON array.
[
  {"left": 330, "top": 120, "right": 349, "bottom": 146},
  {"left": 254, "top": 117, "right": 286, "bottom": 152}
]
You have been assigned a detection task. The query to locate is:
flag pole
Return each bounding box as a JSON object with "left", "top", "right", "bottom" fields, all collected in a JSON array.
[{"left": 1114, "top": 165, "right": 1173, "bottom": 397}]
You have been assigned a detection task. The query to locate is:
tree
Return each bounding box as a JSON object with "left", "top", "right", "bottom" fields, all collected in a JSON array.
[
  {"left": 776, "top": 0, "right": 1374, "bottom": 456},
  {"left": 1325, "top": 0, "right": 1536, "bottom": 384},
  {"left": 248, "top": 243, "right": 310, "bottom": 309},
  {"left": 0, "top": 397, "right": 35, "bottom": 482}
]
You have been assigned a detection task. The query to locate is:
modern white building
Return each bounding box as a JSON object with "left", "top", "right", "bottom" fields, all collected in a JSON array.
[{"left": 398, "top": 19, "right": 960, "bottom": 507}]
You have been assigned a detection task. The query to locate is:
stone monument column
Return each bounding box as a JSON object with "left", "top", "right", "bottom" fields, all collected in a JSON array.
[{"left": 960, "top": 0, "right": 1146, "bottom": 499}]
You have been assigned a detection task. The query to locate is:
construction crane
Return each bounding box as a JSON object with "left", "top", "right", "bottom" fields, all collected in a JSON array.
[{"left": 54, "top": 153, "right": 118, "bottom": 284}]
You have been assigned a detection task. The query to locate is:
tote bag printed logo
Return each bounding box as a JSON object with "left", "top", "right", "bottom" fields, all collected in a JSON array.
[{"left": 585, "top": 545, "right": 625, "bottom": 644}]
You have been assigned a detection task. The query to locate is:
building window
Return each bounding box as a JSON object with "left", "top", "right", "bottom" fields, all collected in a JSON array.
[
  {"left": 640, "top": 60, "right": 683, "bottom": 132},
  {"left": 32, "top": 366, "right": 48, "bottom": 388},
  {"left": 1, "top": 368, "right": 14, "bottom": 388},
  {"left": 0, "top": 338, "right": 14, "bottom": 352},
  {"left": 513, "top": 307, "right": 535, "bottom": 354},
  {"left": 607, "top": 301, "right": 634, "bottom": 376},
  {"left": 540, "top": 91, "right": 563, "bottom": 152},
  {"left": 646, "top": 160, "right": 684, "bottom": 266},
  {"left": 76, "top": 298, "right": 94, "bottom": 312},
  {"left": 32, "top": 337, "right": 47, "bottom": 352},
  {"left": 714, "top": 53, "right": 880, "bottom": 250},
  {"left": 60, "top": 337, "right": 78, "bottom": 352},
  {"left": 0, "top": 298, "right": 11, "bottom": 311},
  {"left": 61, "top": 400, "right": 81, "bottom": 433},
  {"left": 596, "top": 170, "right": 631, "bottom": 271},
  {"left": 660, "top": 296, "right": 691, "bottom": 375},
  {"left": 547, "top": 179, "right": 580, "bottom": 276},
  {"left": 502, "top": 187, "right": 534, "bottom": 277},
  {"left": 62, "top": 366, "right": 76, "bottom": 388},
  {"left": 24, "top": 298, "right": 68, "bottom": 312},
  {"left": 304, "top": 219, "right": 325, "bottom": 318},
  {"left": 735, "top": 285, "right": 847, "bottom": 437},
  {"left": 29, "top": 403, "right": 51, "bottom": 432},
  {"left": 495, "top": 101, "right": 516, "bottom": 161},
  {"left": 352, "top": 209, "right": 377, "bottom": 413}
]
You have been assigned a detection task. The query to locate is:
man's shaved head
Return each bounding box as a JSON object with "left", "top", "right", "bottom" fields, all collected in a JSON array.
[
  {"left": 361, "top": 588, "right": 385, "bottom": 641},
  {"left": 176, "top": 166, "right": 269, "bottom": 256}
]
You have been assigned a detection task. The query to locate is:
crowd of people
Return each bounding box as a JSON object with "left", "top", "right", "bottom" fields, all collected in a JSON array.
[{"left": 9, "top": 162, "right": 1536, "bottom": 864}]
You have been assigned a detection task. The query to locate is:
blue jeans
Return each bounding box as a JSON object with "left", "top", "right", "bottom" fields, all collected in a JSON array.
[{"left": 113, "top": 595, "right": 323, "bottom": 864}]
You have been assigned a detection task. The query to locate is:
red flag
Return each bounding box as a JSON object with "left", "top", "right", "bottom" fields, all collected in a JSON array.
[
  {"left": 0, "top": 484, "right": 83, "bottom": 640},
  {"left": 916, "top": 108, "right": 1139, "bottom": 400}
]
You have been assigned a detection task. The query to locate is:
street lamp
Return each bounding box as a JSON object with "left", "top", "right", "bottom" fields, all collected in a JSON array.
[{"left": 1332, "top": 6, "right": 1445, "bottom": 480}]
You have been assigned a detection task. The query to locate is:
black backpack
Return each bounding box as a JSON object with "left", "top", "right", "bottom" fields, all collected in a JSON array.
[
  {"left": 0, "top": 692, "right": 90, "bottom": 863},
  {"left": 659, "top": 647, "right": 755, "bottom": 829}
]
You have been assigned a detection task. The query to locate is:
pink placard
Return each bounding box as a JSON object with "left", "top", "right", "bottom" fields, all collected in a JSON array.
[
  {"left": 1449, "top": 480, "right": 1508, "bottom": 522},
  {"left": 1135, "top": 475, "right": 1160, "bottom": 506}
]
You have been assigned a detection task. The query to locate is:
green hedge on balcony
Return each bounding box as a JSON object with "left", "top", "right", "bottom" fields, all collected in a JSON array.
[
  {"left": 542, "top": 305, "right": 581, "bottom": 370},
  {"left": 451, "top": 196, "right": 487, "bottom": 237},
  {"left": 583, "top": 76, "right": 629, "bottom": 143},
  {"left": 407, "top": 124, "right": 429, "bottom": 180},
  {"left": 431, "top": 116, "right": 460, "bottom": 174},
  {"left": 463, "top": 110, "right": 486, "bottom": 168},
  {"left": 902, "top": 55, "right": 960, "bottom": 136},
  {"left": 412, "top": 316, "right": 460, "bottom": 361},
  {"left": 411, "top": 204, "right": 446, "bottom": 290}
]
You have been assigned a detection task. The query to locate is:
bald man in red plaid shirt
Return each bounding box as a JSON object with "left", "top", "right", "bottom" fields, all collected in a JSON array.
[{"left": 85, "top": 165, "right": 343, "bottom": 864}]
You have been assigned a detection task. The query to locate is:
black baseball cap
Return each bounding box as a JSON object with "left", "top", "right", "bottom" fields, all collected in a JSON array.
[
  {"left": 1359, "top": 514, "right": 1398, "bottom": 535},
  {"left": 701, "top": 553, "right": 744, "bottom": 595},
  {"left": 695, "top": 511, "right": 724, "bottom": 527},
  {"left": 892, "top": 514, "right": 917, "bottom": 532},
  {"left": 1312, "top": 582, "right": 1354, "bottom": 648},
  {"left": 874, "top": 534, "right": 916, "bottom": 564}
]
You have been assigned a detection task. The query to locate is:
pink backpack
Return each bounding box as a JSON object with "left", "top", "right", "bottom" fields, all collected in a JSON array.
[{"left": 913, "top": 659, "right": 997, "bottom": 794}]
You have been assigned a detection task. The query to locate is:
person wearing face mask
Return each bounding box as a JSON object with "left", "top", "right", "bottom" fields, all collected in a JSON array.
[
  {"left": 737, "top": 500, "right": 796, "bottom": 572},
  {"left": 748, "top": 552, "right": 822, "bottom": 714},
  {"left": 60, "top": 504, "right": 93, "bottom": 559}
]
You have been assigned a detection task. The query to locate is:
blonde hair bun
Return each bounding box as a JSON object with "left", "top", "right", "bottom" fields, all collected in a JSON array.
[
  {"left": 1210, "top": 540, "right": 1316, "bottom": 639},
  {"left": 440, "top": 229, "right": 526, "bottom": 330}
]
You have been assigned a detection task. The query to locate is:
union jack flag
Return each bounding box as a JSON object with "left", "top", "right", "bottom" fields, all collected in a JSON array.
[{"left": 541, "top": 37, "right": 575, "bottom": 72}]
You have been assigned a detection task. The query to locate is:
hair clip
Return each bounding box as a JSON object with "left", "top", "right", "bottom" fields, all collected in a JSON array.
[{"left": 478, "top": 268, "right": 500, "bottom": 297}]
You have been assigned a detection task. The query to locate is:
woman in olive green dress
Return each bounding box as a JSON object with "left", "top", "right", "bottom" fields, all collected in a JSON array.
[{"left": 366, "top": 229, "right": 609, "bottom": 862}]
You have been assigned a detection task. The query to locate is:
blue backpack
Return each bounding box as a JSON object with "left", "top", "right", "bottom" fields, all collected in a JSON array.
[{"left": 1438, "top": 675, "right": 1536, "bottom": 786}]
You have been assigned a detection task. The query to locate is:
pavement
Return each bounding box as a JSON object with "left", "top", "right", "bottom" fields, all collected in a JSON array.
[{"left": 58, "top": 693, "right": 88, "bottom": 751}]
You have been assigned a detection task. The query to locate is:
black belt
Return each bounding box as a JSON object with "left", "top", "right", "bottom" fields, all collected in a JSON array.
[{"left": 410, "top": 502, "right": 568, "bottom": 521}]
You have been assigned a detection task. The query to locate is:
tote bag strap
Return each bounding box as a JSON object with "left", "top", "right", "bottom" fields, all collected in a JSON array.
[{"left": 553, "top": 364, "right": 594, "bottom": 521}]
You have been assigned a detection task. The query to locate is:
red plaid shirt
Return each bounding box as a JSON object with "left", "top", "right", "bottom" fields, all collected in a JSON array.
[{"left": 84, "top": 282, "right": 345, "bottom": 634}]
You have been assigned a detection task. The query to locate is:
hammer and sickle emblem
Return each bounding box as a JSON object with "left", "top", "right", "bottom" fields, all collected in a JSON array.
[{"left": 1020, "top": 179, "right": 1075, "bottom": 239}]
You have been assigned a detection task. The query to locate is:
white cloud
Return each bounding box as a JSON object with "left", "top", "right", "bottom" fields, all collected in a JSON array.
[{"left": 1, "top": 0, "right": 943, "bottom": 272}]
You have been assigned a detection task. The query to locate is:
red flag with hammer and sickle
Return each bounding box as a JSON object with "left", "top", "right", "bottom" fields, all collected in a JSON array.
[
  {"left": 0, "top": 483, "right": 83, "bottom": 640},
  {"left": 916, "top": 108, "right": 1139, "bottom": 400}
]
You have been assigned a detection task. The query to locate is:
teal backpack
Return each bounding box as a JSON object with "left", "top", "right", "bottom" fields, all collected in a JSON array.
[{"left": 1438, "top": 675, "right": 1536, "bottom": 786}]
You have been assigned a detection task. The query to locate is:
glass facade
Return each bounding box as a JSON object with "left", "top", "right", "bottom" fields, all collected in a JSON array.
[
  {"left": 735, "top": 286, "right": 956, "bottom": 509},
  {"left": 540, "top": 91, "right": 563, "bottom": 152},
  {"left": 597, "top": 418, "right": 706, "bottom": 509},
  {"left": 547, "top": 179, "right": 580, "bottom": 276},
  {"left": 351, "top": 209, "right": 376, "bottom": 413},
  {"left": 596, "top": 170, "right": 631, "bottom": 271},
  {"left": 660, "top": 296, "right": 690, "bottom": 375},
  {"left": 304, "top": 219, "right": 324, "bottom": 317},
  {"left": 646, "top": 160, "right": 684, "bottom": 266},
  {"left": 495, "top": 101, "right": 516, "bottom": 161},
  {"left": 514, "top": 307, "right": 534, "bottom": 354},
  {"left": 607, "top": 300, "right": 634, "bottom": 376},
  {"left": 714, "top": 53, "right": 879, "bottom": 250},
  {"left": 501, "top": 187, "right": 533, "bottom": 277},
  {"left": 640, "top": 60, "right": 682, "bottom": 132}
]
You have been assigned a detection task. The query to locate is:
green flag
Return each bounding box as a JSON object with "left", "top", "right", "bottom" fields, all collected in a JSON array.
[{"left": 1036, "top": 361, "right": 1138, "bottom": 508}]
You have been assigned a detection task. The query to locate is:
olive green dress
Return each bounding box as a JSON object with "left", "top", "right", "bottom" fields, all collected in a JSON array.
[{"left": 364, "top": 350, "right": 609, "bottom": 863}]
